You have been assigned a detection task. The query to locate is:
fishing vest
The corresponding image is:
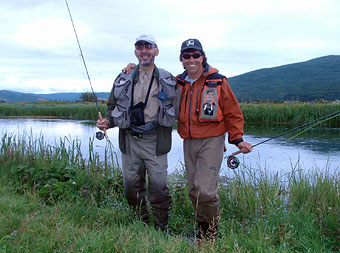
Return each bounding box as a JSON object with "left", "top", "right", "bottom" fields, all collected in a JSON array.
[
  {"left": 177, "top": 72, "right": 225, "bottom": 123},
  {"left": 111, "top": 66, "right": 177, "bottom": 129}
]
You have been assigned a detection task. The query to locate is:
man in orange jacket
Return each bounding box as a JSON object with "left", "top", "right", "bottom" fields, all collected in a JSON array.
[{"left": 177, "top": 38, "right": 253, "bottom": 240}]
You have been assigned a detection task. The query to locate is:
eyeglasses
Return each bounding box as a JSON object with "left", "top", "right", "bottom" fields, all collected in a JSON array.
[
  {"left": 135, "top": 43, "right": 157, "bottom": 50},
  {"left": 182, "top": 53, "right": 202, "bottom": 59}
]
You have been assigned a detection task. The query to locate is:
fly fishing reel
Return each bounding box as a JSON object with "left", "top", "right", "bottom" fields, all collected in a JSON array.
[
  {"left": 227, "top": 155, "right": 240, "bottom": 169},
  {"left": 96, "top": 131, "right": 105, "bottom": 140},
  {"left": 226, "top": 150, "right": 242, "bottom": 169}
]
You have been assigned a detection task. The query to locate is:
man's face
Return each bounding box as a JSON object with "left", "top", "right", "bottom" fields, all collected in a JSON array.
[
  {"left": 134, "top": 41, "right": 159, "bottom": 67},
  {"left": 181, "top": 49, "right": 204, "bottom": 77}
]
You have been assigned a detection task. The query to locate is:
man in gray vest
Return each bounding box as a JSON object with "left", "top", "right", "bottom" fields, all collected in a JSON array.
[{"left": 97, "top": 34, "right": 180, "bottom": 231}]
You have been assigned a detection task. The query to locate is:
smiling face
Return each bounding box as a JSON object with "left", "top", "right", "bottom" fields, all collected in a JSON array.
[
  {"left": 134, "top": 41, "right": 159, "bottom": 68},
  {"left": 181, "top": 49, "right": 204, "bottom": 79}
]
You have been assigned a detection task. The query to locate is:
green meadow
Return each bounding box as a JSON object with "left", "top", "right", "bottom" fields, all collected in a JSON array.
[{"left": 1, "top": 131, "right": 339, "bottom": 252}]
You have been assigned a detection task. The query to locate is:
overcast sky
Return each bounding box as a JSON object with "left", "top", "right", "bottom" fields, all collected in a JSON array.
[{"left": 1, "top": 0, "right": 339, "bottom": 94}]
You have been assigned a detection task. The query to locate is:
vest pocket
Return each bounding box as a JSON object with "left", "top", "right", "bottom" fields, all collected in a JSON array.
[
  {"left": 158, "top": 103, "right": 176, "bottom": 127},
  {"left": 111, "top": 104, "right": 130, "bottom": 129},
  {"left": 158, "top": 76, "right": 177, "bottom": 127},
  {"left": 200, "top": 88, "right": 218, "bottom": 120},
  {"left": 112, "top": 77, "right": 131, "bottom": 129},
  {"left": 114, "top": 79, "right": 131, "bottom": 98},
  {"left": 198, "top": 87, "right": 223, "bottom": 122},
  {"left": 159, "top": 77, "right": 176, "bottom": 98}
]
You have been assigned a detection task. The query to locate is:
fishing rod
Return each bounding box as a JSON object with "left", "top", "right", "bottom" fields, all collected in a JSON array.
[
  {"left": 65, "top": 0, "right": 107, "bottom": 140},
  {"left": 226, "top": 109, "right": 340, "bottom": 169}
]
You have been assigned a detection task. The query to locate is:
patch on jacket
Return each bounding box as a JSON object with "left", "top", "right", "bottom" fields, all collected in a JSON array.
[{"left": 118, "top": 78, "right": 126, "bottom": 84}]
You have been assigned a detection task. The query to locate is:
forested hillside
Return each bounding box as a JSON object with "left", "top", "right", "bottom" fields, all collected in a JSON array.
[{"left": 228, "top": 55, "right": 340, "bottom": 101}]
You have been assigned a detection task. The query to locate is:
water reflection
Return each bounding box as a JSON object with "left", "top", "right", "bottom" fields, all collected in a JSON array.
[
  {"left": 1, "top": 118, "right": 339, "bottom": 178},
  {"left": 245, "top": 125, "right": 340, "bottom": 153}
]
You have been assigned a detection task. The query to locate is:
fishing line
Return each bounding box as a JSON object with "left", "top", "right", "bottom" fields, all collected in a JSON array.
[
  {"left": 65, "top": 0, "right": 107, "bottom": 140},
  {"left": 226, "top": 109, "right": 340, "bottom": 169}
]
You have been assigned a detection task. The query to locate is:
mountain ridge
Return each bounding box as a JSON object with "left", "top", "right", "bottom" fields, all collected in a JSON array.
[
  {"left": 1, "top": 55, "right": 340, "bottom": 102},
  {"left": 228, "top": 55, "right": 340, "bottom": 101}
]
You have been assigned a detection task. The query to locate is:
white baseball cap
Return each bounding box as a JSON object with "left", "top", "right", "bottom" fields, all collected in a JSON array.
[{"left": 135, "top": 34, "right": 157, "bottom": 46}]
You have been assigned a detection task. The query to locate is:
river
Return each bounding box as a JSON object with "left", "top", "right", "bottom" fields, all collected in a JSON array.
[{"left": 1, "top": 118, "right": 339, "bottom": 178}]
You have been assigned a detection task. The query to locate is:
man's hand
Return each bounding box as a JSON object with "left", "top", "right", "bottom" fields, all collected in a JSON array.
[
  {"left": 96, "top": 118, "right": 110, "bottom": 130},
  {"left": 237, "top": 141, "right": 253, "bottom": 154},
  {"left": 122, "top": 63, "right": 136, "bottom": 74}
]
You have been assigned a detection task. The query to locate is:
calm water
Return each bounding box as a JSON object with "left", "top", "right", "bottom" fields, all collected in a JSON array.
[{"left": 1, "top": 118, "right": 339, "bottom": 178}]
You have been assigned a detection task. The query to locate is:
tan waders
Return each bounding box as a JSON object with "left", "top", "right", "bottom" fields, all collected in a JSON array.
[
  {"left": 122, "top": 131, "right": 171, "bottom": 230},
  {"left": 183, "top": 134, "right": 225, "bottom": 239}
]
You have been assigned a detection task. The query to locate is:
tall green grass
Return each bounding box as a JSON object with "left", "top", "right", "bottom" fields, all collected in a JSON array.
[
  {"left": 1, "top": 102, "right": 340, "bottom": 127},
  {"left": 240, "top": 102, "right": 340, "bottom": 127},
  {"left": 1, "top": 132, "right": 339, "bottom": 251},
  {"left": 0, "top": 102, "right": 106, "bottom": 120}
]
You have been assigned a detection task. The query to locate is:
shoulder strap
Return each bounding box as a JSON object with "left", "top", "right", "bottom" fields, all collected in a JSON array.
[
  {"left": 144, "top": 68, "right": 156, "bottom": 106},
  {"left": 206, "top": 73, "right": 226, "bottom": 80},
  {"left": 204, "top": 73, "right": 226, "bottom": 87}
]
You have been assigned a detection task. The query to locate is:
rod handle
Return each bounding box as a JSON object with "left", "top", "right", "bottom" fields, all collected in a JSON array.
[
  {"left": 98, "top": 112, "right": 108, "bottom": 138},
  {"left": 232, "top": 150, "right": 242, "bottom": 156}
]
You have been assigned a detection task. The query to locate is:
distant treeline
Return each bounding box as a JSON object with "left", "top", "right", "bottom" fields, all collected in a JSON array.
[{"left": 0, "top": 102, "right": 340, "bottom": 128}]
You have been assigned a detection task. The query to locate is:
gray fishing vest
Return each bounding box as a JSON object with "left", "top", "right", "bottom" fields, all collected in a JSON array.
[{"left": 111, "top": 66, "right": 177, "bottom": 129}]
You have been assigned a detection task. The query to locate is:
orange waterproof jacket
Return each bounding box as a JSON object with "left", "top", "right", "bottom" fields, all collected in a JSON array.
[{"left": 176, "top": 65, "right": 244, "bottom": 144}]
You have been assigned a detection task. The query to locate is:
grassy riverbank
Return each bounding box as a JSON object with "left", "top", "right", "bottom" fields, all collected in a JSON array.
[
  {"left": 1, "top": 132, "right": 339, "bottom": 252},
  {"left": 0, "top": 102, "right": 106, "bottom": 121},
  {"left": 241, "top": 102, "right": 340, "bottom": 127},
  {"left": 1, "top": 102, "right": 340, "bottom": 127}
]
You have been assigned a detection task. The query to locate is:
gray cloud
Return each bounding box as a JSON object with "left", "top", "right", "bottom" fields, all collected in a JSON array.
[{"left": 1, "top": 0, "right": 339, "bottom": 93}]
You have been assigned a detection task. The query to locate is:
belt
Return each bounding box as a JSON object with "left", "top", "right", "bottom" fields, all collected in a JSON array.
[{"left": 129, "top": 130, "right": 144, "bottom": 138}]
